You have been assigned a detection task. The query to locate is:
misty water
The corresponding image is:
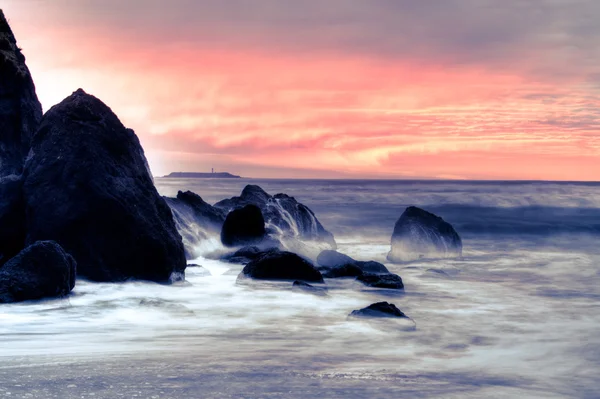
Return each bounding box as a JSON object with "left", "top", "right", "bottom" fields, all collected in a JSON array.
[{"left": 1, "top": 179, "right": 599, "bottom": 398}]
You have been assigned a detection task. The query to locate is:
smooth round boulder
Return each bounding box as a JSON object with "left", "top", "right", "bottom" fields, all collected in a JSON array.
[
  {"left": 221, "top": 205, "right": 266, "bottom": 247},
  {"left": 388, "top": 206, "right": 462, "bottom": 262},
  {"left": 22, "top": 89, "right": 186, "bottom": 283},
  {"left": 240, "top": 250, "right": 324, "bottom": 282},
  {"left": 0, "top": 241, "right": 76, "bottom": 303}
]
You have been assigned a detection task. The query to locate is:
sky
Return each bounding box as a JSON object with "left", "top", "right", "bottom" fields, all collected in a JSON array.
[{"left": 2, "top": 0, "right": 599, "bottom": 180}]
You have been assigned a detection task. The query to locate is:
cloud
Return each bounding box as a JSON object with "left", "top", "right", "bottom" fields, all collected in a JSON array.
[{"left": 1, "top": 0, "right": 599, "bottom": 179}]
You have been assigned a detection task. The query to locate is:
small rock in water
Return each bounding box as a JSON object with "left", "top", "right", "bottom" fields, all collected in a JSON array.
[
  {"left": 240, "top": 249, "right": 324, "bottom": 283},
  {"left": 350, "top": 302, "right": 408, "bottom": 318},
  {"left": 317, "top": 250, "right": 390, "bottom": 277},
  {"left": 292, "top": 280, "right": 328, "bottom": 296},
  {"left": 357, "top": 273, "right": 404, "bottom": 289}
]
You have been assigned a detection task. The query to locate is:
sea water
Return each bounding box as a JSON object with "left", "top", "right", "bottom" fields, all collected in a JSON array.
[{"left": 0, "top": 179, "right": 599, "bottom": 398}]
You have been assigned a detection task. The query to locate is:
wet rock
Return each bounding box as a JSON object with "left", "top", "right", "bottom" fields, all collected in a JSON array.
[
  {"left": 240, "top": 249, "right": 324, "bottom": 283},
  {"left": 317, "top": 250, "right": 389, "bottom": 278},
  {"left": 0, "top": 175, "right": 25, "bottom": 266},
  {"left": 0, "top": 11, "right": 43, "bottom": 177},
  {"left": 316, "top": 250, "right": 355, "bottom": 268},
  {"left": 222, "top": 245, "right": 277, "bottom": 265},
  {"left": 221, "top": 204, "right": 267, "bottom": 247},
  {"left": 22, "top": 89, "right": 186, "bottom": 283},
  {"left": 357, "top": 273, "right": 404, "bottom": 289},
  {"left": 349, "top": 302, "right": 408, "bottom": 318},
  {"left": 321, "top": 263, "right": 364, "bottom": 278},
  {"left": 388, "top": 206, "right": 462, "bottom": 262},
  {"left": 292, "top": 280, "right": 328, "bottom": 296},
  {"left": 164, "top": 190, "right": 226, "bottom": 259},
  {"left": 215, "top": 185, "right": 336, "bottom": 250},
  {"left": 0, "top": 241, "right": 76, "bottom": 303}
]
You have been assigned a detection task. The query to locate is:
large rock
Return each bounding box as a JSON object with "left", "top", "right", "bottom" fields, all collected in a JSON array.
[
  {"left": 317, "top": 250, "right": 389, "bottom": 278},
  {"left": 215, "top": 185, "right": 336, "bottom": 253},
  {"left": 0, "top": 241, "right": 76, "bottom": 303},
  {"left": 388, "top": 206, "right": 462, "bottom": 262},
  {"left": 240, "top": 249, "right": 324, "bottom": 283},
  {"left": 0, "top": 174, "right": 25, "bottom": 266},
  {"left": 221, "top": 204, "right": 267, "bottom": 247},
  {"left": 22, "top": 89, "right": 186, "bottom": 282},
  {"left": 0, "top": 11, "right": 43, "bottom": 177},
  {"left": 164, "top": 190, "right": 226, "bottom": 259}
]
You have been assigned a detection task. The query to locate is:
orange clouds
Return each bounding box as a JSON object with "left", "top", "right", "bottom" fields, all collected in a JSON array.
[{"left": 3, "top": 1, "right": 600, "bottom": 180}]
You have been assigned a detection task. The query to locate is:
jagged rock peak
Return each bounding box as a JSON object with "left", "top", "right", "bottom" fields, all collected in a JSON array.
[
  {"left": 0, "top": 9, "right": 43, "bottom": 176},
  {"left": 0, "top": 10, "right": 28, "bottom": 77}
]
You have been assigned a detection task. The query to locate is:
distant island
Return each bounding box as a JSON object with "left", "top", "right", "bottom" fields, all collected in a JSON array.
[{"left": 163, "top": 172, "right": 241, "bottom": 179}]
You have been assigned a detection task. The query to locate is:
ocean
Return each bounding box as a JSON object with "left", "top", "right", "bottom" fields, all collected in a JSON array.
[{"left": 1, "top": 179, "right": 599, "bottom": 398}]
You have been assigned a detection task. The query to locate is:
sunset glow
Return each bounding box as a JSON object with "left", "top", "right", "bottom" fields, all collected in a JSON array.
[{"left": 3, "top": 0, "right": 599, "bottom": 179}]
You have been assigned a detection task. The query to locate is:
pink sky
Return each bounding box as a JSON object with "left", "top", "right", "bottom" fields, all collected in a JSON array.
[{"left": 3, "top": 0, "right": 599, "bottom": 180}]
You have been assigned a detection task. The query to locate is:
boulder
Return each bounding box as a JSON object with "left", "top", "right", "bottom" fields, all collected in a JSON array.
[
  {"left": 0, "top": 11, "right": 43, "bottom": 177},
  {"left": 349, "top": 302, "right": 408, "bottom": 318},
  {"left": 357, "top": 273, "right": 404, "bottom": 289},
  {"left": 164, "top": 190, "right": 226, "bottom": 259},
  {"left": 0, "top": 174, "right": 25, "bottom": 266},
  {"left": 215, "top": 185, "right": 336, "bottom": 251},
  {"left": 221, "top": 204, "right": 266, "bottom": 247},
  {"left": 240, "top": 249, "right": 324, "bottom": 282},
  {"left": 317, "top": 250, "right": 389, "bottom": 278},
  {"left": 0, "top": 241, "right": 76, "bottom": 303},
  {"left": 388, "top": 206, "right": 462, "bottom": 262},
  {"left": 22, "top": 89, "right": 186, "bottom": 283}
]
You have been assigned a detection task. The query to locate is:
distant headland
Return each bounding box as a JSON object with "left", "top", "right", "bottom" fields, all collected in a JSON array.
[{"left": 163, "top": 172, "right": 241, "bottom": 179}]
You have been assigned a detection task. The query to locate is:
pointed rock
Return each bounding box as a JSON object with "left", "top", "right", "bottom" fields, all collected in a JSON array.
[
  {"left": 22, "top": 89, "right": 186, "bottom": 282},
  {"left": 0, "top": 10, "right": 43, "bottom": 176}
]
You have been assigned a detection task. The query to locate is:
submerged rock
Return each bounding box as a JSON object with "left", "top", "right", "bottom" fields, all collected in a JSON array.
[
  {"left": 292, "top": 280, "right": 328, "bottom": 296},
  {"left": 357, "top": 273, "right": 404, "bottom": 289},
  {"left": 164, "top": 190, "right": 226, "bottom": 259},
  {"left": 240, "top": 249, "right": 324, "bottom": 283},
  {"left": 0, "top": 175, "right": 25, "bottom": 266},
  {"left": 388, "top": 206, "right": 462, "bottom": 262},
  {"left": 215, "top": 185, "right": 336, "bottom": 254},
  {"left": 221, "top": 204, "right": 267, "bottom": 247},
  {"left": 0, "top": 241, "right": 76, "bottom": 303},
  {"left": 317, "top": 250, "right": 389, "bottom": 278},
  {"left": 349, "top": 302, "right": 408, "bottom": 318},
  {"left": 0, "top": 10, "right": 43, "bottom": 177},
  {"left": 22, "top": 89, "right": 186, "bottom": 283}
]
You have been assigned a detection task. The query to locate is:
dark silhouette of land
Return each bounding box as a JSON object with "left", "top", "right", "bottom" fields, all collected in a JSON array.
[{"left": 163, "top": 172, "right": 241, "bottom": 179}]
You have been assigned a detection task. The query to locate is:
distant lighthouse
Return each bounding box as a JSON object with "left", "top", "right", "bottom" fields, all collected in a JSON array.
[{"left": 211, "top": 168, "right": 214, "bottom": 174}]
